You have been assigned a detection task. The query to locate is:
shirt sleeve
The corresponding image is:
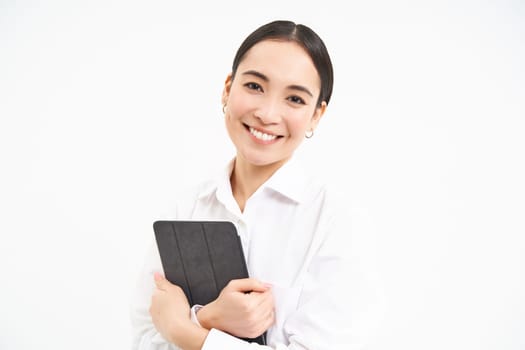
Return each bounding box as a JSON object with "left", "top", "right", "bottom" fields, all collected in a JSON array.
[
  {"left": 130, "top": 192, "right": 384, "bottom": 350},
  {"left": 129, "top": 239, "right": 211, "bottom": 349},
  {"left": 190, "top": 305, "right": 204, "bottom": 326},
  {"left": 131, "top": 187, "right": 206, "bottom": 350},
  {"left": 130, "top": 237, "right": 181, "bottom": 350}
]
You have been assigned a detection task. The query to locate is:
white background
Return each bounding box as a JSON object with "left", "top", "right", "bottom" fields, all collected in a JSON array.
[{"left": 1, "top": 1, "right": 524, "bottom": 349}]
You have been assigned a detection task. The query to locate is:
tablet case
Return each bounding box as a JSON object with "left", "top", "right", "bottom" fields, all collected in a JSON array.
[{"left": 153, "top": 220, "right": 267, "bottom": 345}]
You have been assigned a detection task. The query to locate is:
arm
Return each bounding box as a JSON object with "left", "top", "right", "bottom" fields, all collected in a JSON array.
[
  {"left": 130, "top": 239, "right": 181, "bottom": 350},
  {"left": 130, "top": 239, "right": 275, "bottom": 349},
  {"left": 149, "top": 275, "right": 277, "bottom": 350},
  {"left": 131, "top": 206, "right": 384, "bottom": 349},
  {"left": 197, "top": 279, "right": 275, "bottom": 339},
  {"left": 195, "top": 204, "right": 385, "bottom": 349},
  {"left": 149, "top": 272, "right": 209, "bottom": 350}
]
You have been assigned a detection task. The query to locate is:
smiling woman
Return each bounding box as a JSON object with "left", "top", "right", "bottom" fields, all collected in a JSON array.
[
  {"left": 130, "top": 20, "right": 382, "bottom": 350},
  {"left": 223, "top": 40, "right": 325, "bottom": 178}
]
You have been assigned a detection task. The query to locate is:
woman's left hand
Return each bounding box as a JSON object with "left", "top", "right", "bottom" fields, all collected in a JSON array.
[{"left": 149, "top": 272, "right": 207, "bottom": 348}]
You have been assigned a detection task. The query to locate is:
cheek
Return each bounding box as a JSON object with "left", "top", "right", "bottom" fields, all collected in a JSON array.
[
  {"left": 227, "top": 88, "right": 254, "bottom": 117},
  {"left": 287, "top": 111, "right": 313, "bottom": 135}
]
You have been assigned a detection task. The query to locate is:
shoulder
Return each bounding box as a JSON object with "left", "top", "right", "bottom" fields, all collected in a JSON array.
[
  {"left": 305, "top": 176, "right": 373, "bottom": 245},
  {"left": 172, "top": 179, "right": 216, "bottom": 218},
  {"left": 304, "top": 177, "right": 348, "bottom": 218},
  {"left": 170, "top": 158, "right": 233, "bottom": 218}
]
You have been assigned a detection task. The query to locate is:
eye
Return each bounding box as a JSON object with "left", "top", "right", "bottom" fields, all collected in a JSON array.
[
  {"left": 287, "top": 95, "right": 306, "bottom": 105},
  {"left": 244, "top": 82, "right": 263, "bottom": 92}
]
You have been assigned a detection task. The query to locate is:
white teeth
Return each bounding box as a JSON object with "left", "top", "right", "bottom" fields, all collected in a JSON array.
[{"left": 249, "top": 127, "right": 277, "bottom": 141}]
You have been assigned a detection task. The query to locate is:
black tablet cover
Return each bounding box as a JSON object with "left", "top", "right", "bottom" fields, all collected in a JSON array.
[{"left": 153, "top": 220, "right": 266, "bottom": 345}]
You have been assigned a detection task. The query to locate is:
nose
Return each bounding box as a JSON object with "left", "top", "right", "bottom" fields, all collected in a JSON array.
[{"left": 254, "top": 98, "right": 282, "bottom": 125}]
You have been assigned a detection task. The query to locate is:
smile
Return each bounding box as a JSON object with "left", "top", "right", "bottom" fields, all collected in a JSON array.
[{"left": 248, "top": 126, "right": 279, "bottom": 141}]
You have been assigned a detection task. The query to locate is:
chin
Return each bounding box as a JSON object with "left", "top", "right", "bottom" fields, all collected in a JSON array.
[
  {"left": 246, "top": 158, "right": 275, "bottom": 167},
  {"left": 241, "top": 152, "right": 290, "bottom": 168}
]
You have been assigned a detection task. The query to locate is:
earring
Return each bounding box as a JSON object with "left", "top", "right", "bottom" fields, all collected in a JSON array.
[
  {"left": 222, "top": 104, "right": 227, "bottom": 114},
  {"left": 305, "top": 129, "right": 314, "bottom": 139}
]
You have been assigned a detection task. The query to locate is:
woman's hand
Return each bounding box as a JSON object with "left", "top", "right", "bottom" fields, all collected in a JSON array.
[
  {"left": 197, "top": 278, "right": 275, "bottom": 338},
  {"left": 150, "top": 272, "right": 208, "bottom": 350}
]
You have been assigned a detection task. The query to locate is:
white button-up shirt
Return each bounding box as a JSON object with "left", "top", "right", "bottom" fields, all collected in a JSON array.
[{"left": 131, "top": 157, "right": 383, "bottom": 349}]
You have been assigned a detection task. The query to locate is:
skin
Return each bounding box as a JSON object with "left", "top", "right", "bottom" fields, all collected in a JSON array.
[
  {"left": 223, "top": 40, "right": 326, "bottom": 211},
  {"left": 150, "top": 39, "right": 327, "bottom": 349},
  {"left": 197, "top": 279, "right": 275, "bottom": 338},
  {"left": 150, "top": 272, "right": 208, "bottom": 349}
]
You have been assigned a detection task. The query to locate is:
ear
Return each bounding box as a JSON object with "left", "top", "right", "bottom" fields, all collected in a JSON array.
[
  {"left": 309, "top": 101, "right": 327, "bottom": 131},
  {"left": 221, "top": 73, "right": 233, "bottom": 106}
]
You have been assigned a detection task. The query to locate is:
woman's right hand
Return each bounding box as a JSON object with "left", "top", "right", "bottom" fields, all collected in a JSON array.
[{"left": 196, "top": 278, "right": 275, "bottom": 338}]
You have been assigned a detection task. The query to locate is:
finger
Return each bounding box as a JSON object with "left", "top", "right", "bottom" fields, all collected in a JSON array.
[
  {"left": 265, "top": 308, "right": 276, "bottom": 328},
  {"left": 252, "top": 307, "right": 275, "bottom": 336},
  {"left": 153, "top": 271, "right": 170, "bottom": 291},
  {"left": 240, "top": 289, "right": 273, "bottom": 318},
  {"left": 255, "top": 290, "right": 275, "bottom": 312},
  {"left": 226, "top": 278, "right": 272, "bottom": 293},
  {"left": 248, "top": 287, "right": 273, "bottom": 304}
]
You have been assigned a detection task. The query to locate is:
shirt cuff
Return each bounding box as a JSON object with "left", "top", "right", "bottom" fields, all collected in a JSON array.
[
  {"left": 190, "top": 304, "right": 204, "bottom": 327},
  {"left": 202, "top": 328, "right": 252, "bottom": 350}
]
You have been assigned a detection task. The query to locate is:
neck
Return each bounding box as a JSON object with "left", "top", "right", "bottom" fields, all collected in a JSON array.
[{"left": 230, "top": 155, "right": 289, "bottom": 212}]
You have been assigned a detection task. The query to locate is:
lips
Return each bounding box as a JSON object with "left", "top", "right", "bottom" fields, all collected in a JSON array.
[
  {"left": 243, "top": 123, "right": 282, "bottom": 143},
  {"left": 249, "top": 126, "right": 278, "bottom": 141}
]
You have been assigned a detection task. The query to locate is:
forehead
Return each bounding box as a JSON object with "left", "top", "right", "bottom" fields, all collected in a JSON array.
[{"left": 237, "top": 40, "right": 321, "bottom": 92}]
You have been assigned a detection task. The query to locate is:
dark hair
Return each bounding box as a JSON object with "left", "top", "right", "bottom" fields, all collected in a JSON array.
[{"left": 231, "top": 20, "right": 334, "bottom": 107}]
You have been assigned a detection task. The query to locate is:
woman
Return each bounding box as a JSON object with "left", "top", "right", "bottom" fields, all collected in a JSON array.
[{"left": 131, "top": 20, "right": 381, "bottom": 349}]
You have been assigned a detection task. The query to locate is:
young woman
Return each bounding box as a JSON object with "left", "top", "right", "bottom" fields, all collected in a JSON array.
[{"left": 131, "top": 20, "right": 381, "bottom": 349}]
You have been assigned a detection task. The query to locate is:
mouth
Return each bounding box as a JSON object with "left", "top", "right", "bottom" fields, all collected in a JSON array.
[{"left": 244, "top": 123, "right": 283, "bottom": 142}]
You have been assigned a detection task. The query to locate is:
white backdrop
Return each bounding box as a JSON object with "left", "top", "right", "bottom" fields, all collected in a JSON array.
[{"left": 1, "top": 1, "right": 524, "bottom": 349}]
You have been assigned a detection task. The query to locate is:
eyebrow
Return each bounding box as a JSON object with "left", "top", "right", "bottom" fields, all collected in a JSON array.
[{"left": 241, "top": 70, "right": 314, "bottom": 98}]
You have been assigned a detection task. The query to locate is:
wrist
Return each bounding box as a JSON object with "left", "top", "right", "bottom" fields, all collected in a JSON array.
[
  {"left": 196, "top": 302, "right": 216, "bottom": 330},
  {"left": 171, "top": 321, "right": 208, "bottom": 350}
]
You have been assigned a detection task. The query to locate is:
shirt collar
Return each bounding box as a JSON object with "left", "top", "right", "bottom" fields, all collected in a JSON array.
[
  {"left": 197, "top": 158, "right": 235, "bottom": 201},
  {"left": 261, "top": 156, "right": 309, "bottom": 204},
  {"left": 196, "top": 156, "right": 310, "bottom": 205}
]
